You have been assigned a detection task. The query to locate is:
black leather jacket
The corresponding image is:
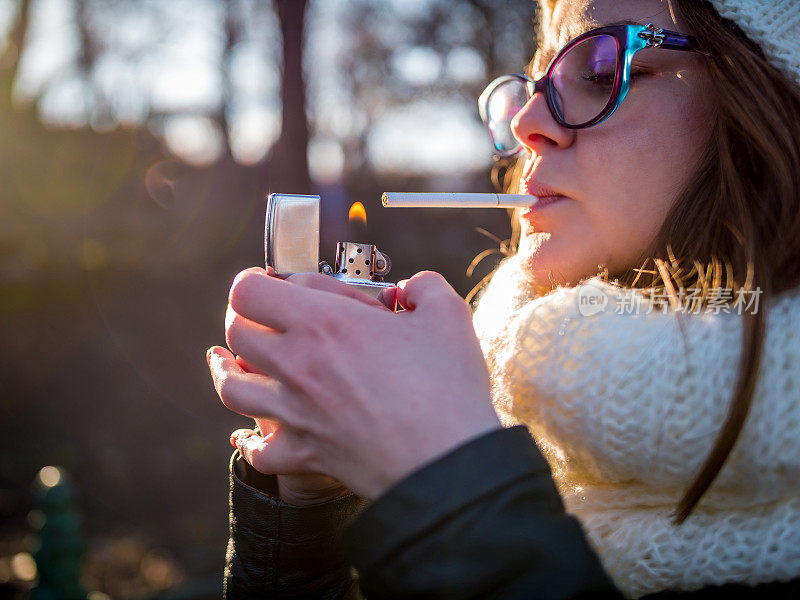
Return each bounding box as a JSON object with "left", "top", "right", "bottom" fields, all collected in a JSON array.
[{"left": 223, "top": 425, "right": 800, "bottom": 599}]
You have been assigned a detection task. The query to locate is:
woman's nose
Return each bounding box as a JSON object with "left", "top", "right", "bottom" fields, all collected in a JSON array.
[{"left": 510, "top": 90, "right": 572, "bottom": 152}]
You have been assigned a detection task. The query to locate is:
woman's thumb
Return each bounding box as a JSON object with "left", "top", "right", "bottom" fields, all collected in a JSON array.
[
  {"left": 396, "top": 271, "right": 457, "bottom": 311},
  {"left": 231, "top": 428, "right": 294, "bottom": 475}
]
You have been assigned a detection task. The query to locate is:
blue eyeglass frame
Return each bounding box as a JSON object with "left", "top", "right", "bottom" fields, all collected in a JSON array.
[{"left": 478, "top": 23, "right": 700, "bottom": 157}]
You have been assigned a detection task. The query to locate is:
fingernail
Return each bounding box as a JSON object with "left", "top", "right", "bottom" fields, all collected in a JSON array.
[
  {"left": 230, "top": 429, "right": 247, "bottom": 448},
  {"left": 206, "top": 347, "right": 214, "bottom": 363}
]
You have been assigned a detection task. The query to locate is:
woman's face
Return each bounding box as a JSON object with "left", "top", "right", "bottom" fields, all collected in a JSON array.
[{"left": 512, "top": 0, "right": 716, "bottom": 286}]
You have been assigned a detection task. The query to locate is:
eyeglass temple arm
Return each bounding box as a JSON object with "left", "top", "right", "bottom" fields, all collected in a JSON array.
[
  {"left": 638, "top": 23, "right": 699, "bottom": 52},
  {"left": 658, "top": 31, "right": 699, "bottom": 52}
]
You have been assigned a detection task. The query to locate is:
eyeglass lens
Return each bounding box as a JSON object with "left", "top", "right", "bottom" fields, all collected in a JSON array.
[
  {"left": 484, "top": 34, "right": 619, "bottom": 153},
  {"left": 551, "top": 35, "right": 618, "bottom": 125},
  {"left": 485, "top": 79, "right": 529, "bottom": 154}
]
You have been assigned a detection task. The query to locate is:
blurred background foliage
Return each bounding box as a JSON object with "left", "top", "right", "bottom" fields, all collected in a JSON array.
[{"left": 0, "top": 0, "right": 536, "bottom": 597}]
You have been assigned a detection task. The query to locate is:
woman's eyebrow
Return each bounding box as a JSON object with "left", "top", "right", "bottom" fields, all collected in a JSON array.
[
  {"left": 560, "top": 19, "right": 646, "bottom": 45},
  {"left": 599, "top": 19, "right": 645, "bottom": 27},
  {"left": 531, "top": 19, "right": 651, "bottom": 74}
]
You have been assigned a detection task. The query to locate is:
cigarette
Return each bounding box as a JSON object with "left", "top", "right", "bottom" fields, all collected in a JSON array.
[{"left": 381, "top": 192, "right": 536, "bottom": 208}]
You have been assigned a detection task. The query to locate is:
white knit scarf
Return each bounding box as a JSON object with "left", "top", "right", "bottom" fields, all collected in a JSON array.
[{"left": 472, "top": 255, "right": 800, "bottom": 598}]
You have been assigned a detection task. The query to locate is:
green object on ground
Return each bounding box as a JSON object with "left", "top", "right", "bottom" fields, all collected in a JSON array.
[{"left": 30, "top": 466, "right": 88, "bottom": 600}]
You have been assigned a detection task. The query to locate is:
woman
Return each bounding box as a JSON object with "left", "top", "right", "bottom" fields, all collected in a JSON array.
[{"left": 207, "top": 0, "right": 800, "bottom": 597}]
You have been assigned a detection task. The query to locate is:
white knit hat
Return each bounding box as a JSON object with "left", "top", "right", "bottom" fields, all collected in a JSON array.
[{"left": 708, "top": 0, "right": 800, "bottom": 85}]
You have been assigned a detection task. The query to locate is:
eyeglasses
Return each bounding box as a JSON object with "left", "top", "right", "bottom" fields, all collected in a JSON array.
[{"left": 478, "top": 23, "right": 700, "bottom": 157}]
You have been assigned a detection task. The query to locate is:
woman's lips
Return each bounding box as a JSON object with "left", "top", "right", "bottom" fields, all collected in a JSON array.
[
  {"left": 519, "top": 196, "right": 568, "bottom": 222},
  {"left": 520, "top": 177, "right": 569, "bottom": 211},
  {"left": 521, "top": 195, "right": 567, "bottom": 212},
  {"left": 519, "top": 154, "right": 570, "bottom": 210}
]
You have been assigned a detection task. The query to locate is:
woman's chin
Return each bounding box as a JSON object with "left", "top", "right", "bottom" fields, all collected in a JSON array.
[{"left": 517, "top": 231, "right": 594, "bottom": 288}]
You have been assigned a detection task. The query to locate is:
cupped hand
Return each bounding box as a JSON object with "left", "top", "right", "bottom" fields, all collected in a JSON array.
[
  {"left": 207, "top": 267, "right": 501, "bottom": 500},
  {"left": 210, "top": 270, "right": 393, "bottom": 506},
  {"left": 227, "top": 353, "right": 351, "bottom": 506},
  {"left": 222, "top": 270, "right": 393, "bottom": 505}
]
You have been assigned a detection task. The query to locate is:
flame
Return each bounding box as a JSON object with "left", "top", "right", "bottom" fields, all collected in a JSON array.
[{"left": 348, "top": 201, "right": 367, "bottom": 226}]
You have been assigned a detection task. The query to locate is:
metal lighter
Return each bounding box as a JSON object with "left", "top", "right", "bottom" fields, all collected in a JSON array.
[{"left": 265, "top": 193, "right": 395, "bottom": 300}]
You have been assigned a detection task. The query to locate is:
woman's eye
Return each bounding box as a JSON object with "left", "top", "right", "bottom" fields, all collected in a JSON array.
[
  {"left": 585, "top": 70, "right": 648, "bottom": 83},
  {"left": 582, "top": 71, "right": 615, "bottom": 86}
]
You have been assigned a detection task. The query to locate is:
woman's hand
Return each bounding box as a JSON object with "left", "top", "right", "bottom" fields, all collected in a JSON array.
[
  {"left": 227, "top": 353, "right": 351, "bottom": 506},
  {"left": 221, "top": 271, "right": 393, "bottom": 505},
  {"left": 207, "top": 267, "right": 501, "bottom": 500},
  {"left": 230, "top": 426, "right": 350, "bottom": 507}
]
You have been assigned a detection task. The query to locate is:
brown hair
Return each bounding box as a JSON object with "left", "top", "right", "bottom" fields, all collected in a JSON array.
[{"left": 494, "top": 0, "right": 800, "bottom": 523}]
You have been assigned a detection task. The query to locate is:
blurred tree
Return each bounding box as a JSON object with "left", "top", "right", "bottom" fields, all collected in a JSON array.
[
  {"left": 3, "top": 0, "right": 29, "bottom": 97},
  {"left": 4, "top": 0, "right": 535, "bottom": 176},
  {"left": 465, "top": 0, "right": 538, "bottom": 81},
  {"left": 5, "top": 0, "right": 276, "bottom": 164},
  {"left": 216, "top": 0, "right": 239, "bottom": 159},
  {"left": 74, "top": 0, "right": 107, "bottom": 127},
  {"left": 270, "top": 0, "right": 311, "bottom": 191},
  {"left": 307, "top": 0, "right": 536, "bottom": 175}
]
